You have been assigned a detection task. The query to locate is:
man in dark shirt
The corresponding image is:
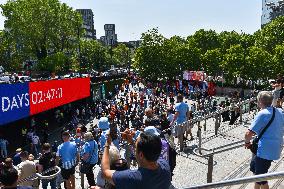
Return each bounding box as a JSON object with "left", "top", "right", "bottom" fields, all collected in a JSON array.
[
  {"left": 38, "top": 143, "right": 56, "bottom": 189},
  {"left": 101, "top": 132, "right": 171, "bottom": 189},
  {"left": 12, "top": 148, "right": 22, "bottom": 166}
]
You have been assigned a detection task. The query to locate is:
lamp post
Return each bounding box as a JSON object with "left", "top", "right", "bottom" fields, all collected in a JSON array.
[{"left": 109, "top": 39, "right": 113, "bottom": 70}]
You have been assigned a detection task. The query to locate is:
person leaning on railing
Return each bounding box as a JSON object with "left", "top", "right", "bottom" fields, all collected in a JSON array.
[{"left": 244, "top": 91, "right": 284, "bottom": 189}]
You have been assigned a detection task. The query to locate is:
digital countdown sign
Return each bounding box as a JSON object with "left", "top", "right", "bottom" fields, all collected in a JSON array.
[{"left": 0, "top": 77, "right": 90, "bottom": 125}]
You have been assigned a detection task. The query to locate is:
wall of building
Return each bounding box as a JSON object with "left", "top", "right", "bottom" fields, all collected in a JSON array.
[{"left": 262, "top": 0, "right": 280, "bottom": 26}]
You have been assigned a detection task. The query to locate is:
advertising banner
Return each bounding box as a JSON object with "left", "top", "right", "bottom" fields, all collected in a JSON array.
[
  {"left": 0, "top": 83, "right": 30, "bottom": 125},
  {"left": 183, "top": 71, "right": 205, "bottom": 81},
  {"left": 29, "top": 77, "right": 90, "bottom": 115},
  {"left": 0, "top": 77, "right": 90, "bottom": 125}
]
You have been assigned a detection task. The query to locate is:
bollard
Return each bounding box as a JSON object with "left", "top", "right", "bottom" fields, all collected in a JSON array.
[
  {"left": 198, "top": 122, "right": 202, "bottom": 154},
  {"left": 207, "top": 155, "right": 214, "bottom": 183},
  {"left": 204, "top": 118, "right": 207, "bottom": 131}
]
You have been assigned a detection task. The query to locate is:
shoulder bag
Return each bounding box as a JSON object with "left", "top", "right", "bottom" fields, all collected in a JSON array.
[{"left": 250, "top": 107, "right": 275, "bottom": 154}]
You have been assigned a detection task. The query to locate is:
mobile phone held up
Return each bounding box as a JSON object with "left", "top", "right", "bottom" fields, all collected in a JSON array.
[{"left": 110, "top": 123, "right": 118, "bottom": 140}]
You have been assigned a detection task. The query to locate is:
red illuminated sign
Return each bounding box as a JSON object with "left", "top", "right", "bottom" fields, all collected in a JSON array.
[{"left": 29, "top": 77, "right": 90, "bottom": 115}]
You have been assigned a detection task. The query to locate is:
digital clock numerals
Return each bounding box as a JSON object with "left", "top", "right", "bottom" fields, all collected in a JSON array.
[{"left": 31, "top": 88, "right": 63, "bottom": 105}]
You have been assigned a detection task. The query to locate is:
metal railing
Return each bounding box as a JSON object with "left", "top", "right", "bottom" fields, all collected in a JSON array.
[
  {"left": 174, "top": 97, "right": 257, "bottom": 155},
  {"left": 192, "top": 140, "right": 245, "bottom": 183},
  {"left": 183, "top": 171, "right": 284, "bottom": 189},
  {"left": 173, "top": 97, "right": 257, "bottom": 184}
]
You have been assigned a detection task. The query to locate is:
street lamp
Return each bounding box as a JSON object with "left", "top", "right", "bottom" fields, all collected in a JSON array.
[{"left": 109, "top": 39, "right": 113, "bottom": 69}]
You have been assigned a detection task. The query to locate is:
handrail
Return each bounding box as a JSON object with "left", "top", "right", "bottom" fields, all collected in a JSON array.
[
  {"left": 183, "top": 171, "right": 284, "bottom": 189},
  {"left": 35, "top": 166, "right": 61, "bottom": 180},
  {"left": 17, "top": 166, "right": 61, "bottom": 184},
  {"left": 193, "top": 140, "right": 245, "bottom": 157},
  {"left": 203, "top": 143, "right": 244, "bottom": 157},
  {"left": 178, "top": 97, "right": 256, "bottom": 127}
]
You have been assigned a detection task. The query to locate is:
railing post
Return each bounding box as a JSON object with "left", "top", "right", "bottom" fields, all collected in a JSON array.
[
  {"left": 218, "top": 112, "right": 221, "bottom": 128},
  {"left": 198, "top": 122, "right": 202, "bottom": 154},
  {"left": 81, "top": 172, "right": 84, "bottom": 189},
  {"left": 215, "top": 114, "right": 219, "bottom": 135},
  {"left": 239, "top": 103, "right": 243, "bottom": 123},
  {"left": 207, "top": 155, "right": 214, "bottom": 183}
]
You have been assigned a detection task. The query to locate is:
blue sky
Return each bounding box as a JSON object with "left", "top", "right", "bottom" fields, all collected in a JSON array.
[{"left": 0, "top": 0, "right": 262, "bottom": 41}]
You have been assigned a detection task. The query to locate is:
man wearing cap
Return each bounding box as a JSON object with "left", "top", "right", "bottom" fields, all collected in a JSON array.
[
  {"left": 56, "top": 131, "right": 79, "bottom": 189},
  {"left": 98, "top": 117, "right": 120, "bottom": 151},
  {"left": 144, "top": 126, "right": 170, "bottom": 162}
]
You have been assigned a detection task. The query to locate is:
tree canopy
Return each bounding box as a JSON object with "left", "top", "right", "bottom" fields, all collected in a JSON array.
[
  {"left": 134, "top": 16, "right": 284, "bottom": 83},
  {"left": 1, "top": 0, "right": 83, "bottom": 60}
]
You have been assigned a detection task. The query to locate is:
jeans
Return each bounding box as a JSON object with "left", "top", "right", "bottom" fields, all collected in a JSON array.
[
  {"left": 0, "top": 146, "right": 7, "bottom": 158},
  {"left": 42, "top": 178, "right": 57, "bottom": 189},
  {"left": 33, "top": 144, "right": 40, "bottom": 157}
]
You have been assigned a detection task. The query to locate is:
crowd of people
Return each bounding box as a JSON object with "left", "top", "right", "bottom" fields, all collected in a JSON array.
[{"left": 1, "top": 74, "right": 283, "bottom": 189}]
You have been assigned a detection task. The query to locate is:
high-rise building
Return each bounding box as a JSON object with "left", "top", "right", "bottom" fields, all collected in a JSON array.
[
  {"left": 262, "top": 0, "right": 284, "bottom": 27},
  {"left": 100, "top": 24, "right": 118, "bottom": 46},
  {"left": 76, "top": 9, "right": 96, "bottom": 39}
]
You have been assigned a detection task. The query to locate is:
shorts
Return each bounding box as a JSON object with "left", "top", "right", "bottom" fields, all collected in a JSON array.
[
  {"left": 250, "top": 156, "right": 272, "bottom": 185},
  {"left": 61, "top": 166, "right": 75, "bottom": 180},
  {"left": 175, "top": 123, "right": 186, "bottom": 136}
]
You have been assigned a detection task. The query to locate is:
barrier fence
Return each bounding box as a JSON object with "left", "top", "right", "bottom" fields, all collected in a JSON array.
[{"left": 183, "top": 171, "right": 284, "bottom": 189}]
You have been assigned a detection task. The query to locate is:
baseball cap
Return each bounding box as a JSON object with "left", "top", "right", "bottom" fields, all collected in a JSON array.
[
  {"left": 98, "top": 117, "right": 110, "bottom": 130},
  {"left": 144, "top": 126, "right": 160, "bottom": 136}
]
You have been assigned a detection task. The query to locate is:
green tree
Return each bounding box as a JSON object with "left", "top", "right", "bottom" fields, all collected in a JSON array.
[
  {"left": 245, "top": 46, "right": 272, "bottom": 81},
  {"left": 188, "top": 29, "right": 220, "bottom": 54},
  {"left": 272, "top": 45, "right": 284, "bottom": 76},
  {"left": 113, "top": 44, "right": 131, "bottom": 66},
  {"left": 255, "top": 16, "right": 284, "bottom": 52},
  {"left": 1, "top": 0, "right": 83, "bottom": 61},
  {"left": 134, "top": 28, "right": 166, "bottom": 80},
  {"left": 36, "top": 52, "right": 69, "bottom": 74},
  {"left": 201, "top": 48, "right": 223, "bottom": 76},
  {"left": 218, "top": 31, "right": 241, "bottom": 53},
  {"left": 80, "top": 40, "right": 109, "bottom": 72},
  {"left": 222, "top": 44, "right": 245, "bottom": 82}
]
